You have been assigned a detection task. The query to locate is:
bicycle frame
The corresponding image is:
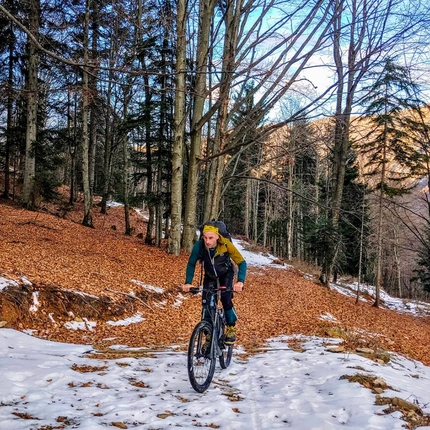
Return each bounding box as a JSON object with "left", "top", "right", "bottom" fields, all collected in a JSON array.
[{"left": 202, "top": 279, "right": 224, "bottom": 357}]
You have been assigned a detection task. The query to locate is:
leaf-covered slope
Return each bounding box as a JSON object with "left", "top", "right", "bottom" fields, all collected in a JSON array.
[{"left": 1, "top": 200, "right": 430, "bottom": 365}]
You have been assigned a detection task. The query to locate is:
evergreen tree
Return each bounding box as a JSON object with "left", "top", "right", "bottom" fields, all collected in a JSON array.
[
  {"left": 357, "top": 57, "right": 423, "bottom": 306},
  {"left": 0, "top": 0, "right": 18, "bottom": 198},
  {"left": 414, "top": 226, "right": 430, "bottom": 293},
  {"left": 338, "top": 153, "right": 370, "bottom": 278}
]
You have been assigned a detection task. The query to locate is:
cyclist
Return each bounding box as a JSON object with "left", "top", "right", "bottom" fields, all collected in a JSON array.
[{"left": 181, "top": 223, "right": 247, "bottom": 345}]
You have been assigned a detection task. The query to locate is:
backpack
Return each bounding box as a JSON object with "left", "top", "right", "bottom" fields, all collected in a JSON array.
[
  {"left": 198, "top": 220, "right": 232, "bottom": 242},
  {"left": 197, "top": 220, "right": 238, "bottom": 278},
  {"left": 197, "top": 220, "right": 232, "bottom": 262}
]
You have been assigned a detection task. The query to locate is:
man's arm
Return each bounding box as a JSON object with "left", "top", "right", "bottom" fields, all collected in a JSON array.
[
  {"left": 236, "top": 260, "right": 247, "bottom": 283},
  {"left": 184, "top": 241, "right": 202, "bottom": 284}
]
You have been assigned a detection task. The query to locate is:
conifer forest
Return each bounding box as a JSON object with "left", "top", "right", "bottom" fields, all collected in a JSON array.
[{"left": 1, "top": 0, "right": 430, "bottom": 302}]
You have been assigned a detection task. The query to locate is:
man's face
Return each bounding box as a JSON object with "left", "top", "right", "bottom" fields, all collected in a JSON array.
[{"left": 203, "top": 231, "right": 219, "bottom": 249}]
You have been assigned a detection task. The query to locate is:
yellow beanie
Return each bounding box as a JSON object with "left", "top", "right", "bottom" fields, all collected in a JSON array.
[{"left": 203, "top": 225, "right": 219, "bottom": 235}]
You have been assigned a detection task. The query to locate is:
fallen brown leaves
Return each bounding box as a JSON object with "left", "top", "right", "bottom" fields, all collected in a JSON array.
[{"left": 1, "top": 199, "right": 430, "bottom": 367}]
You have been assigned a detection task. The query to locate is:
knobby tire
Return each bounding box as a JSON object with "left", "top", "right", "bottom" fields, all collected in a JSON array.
[
  {"left": 187, "top": 320, "right": 215, "bottom": 393},
  {"left": 218, "top": 312, "right": 233, "bottom": 369},
  {"left": 219, "top": 343, "right": 233, "bottom": 369}
]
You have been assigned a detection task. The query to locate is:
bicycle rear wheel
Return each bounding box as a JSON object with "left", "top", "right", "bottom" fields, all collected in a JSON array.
[{"left": 187, "top": 321, "right": 216, "bottom": 393}]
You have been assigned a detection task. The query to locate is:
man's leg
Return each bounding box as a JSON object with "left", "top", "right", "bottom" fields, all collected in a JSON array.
[{"left": 221, "top": 289, "right": 237, "bottom": 344}]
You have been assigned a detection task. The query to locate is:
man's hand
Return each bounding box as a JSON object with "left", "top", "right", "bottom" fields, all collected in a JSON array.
[
  {"left": 233, "top": 282, "right": 244, "bottom": 292},
  {"left": 182, "top": 284, "right": 193, "bottom": 292}
]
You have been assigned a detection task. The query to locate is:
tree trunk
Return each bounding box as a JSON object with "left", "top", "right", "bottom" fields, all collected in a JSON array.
[
  {"left": 286, "top": 157, "right": 294, "bottom": 260},
  {"left": 3, "top": 24, "right": 14, "bottom": 199},
  {"left": 263, "top": 187, "right": 269, "bottom": 248},
  {"left": 204, "top": 0, "right": 241, "bottom": 219},
  {"left": 88, "top": 0, "right": 99, "bottom": 197},
  {"left": 155, "top": 22, "right": 169, "bottom": 247},
  {"left": 393, "top": 227, "right": 402, "bottom": 298},
  {"left": 22, "top": 0, "right": 39, "bottom": 209},
  {"left": 244, "top": 178, "right": 250, "bottom": 237},
  {"left": 252, "top": 178, "right": 259, "bottom": 241},
  {"left": 155, "top": 162, "right": 163, "bottom": 247},
  {"left": 373, "top": 123, "right": 388, "bottom": 307},
  {"left": 183, "top": 0, "right": 217, "bottom": 251},
  {"left": 81, "top": 0, "right": 93, "bottom": 228},
  {"left": 67, "top": 85, "right": 77, "bottom": 206},
  {"left": 143, "top": 60, "right": 154, "bottom": 243},
  {"left": 122, "top": 127, "right": 131, "bottom": 235},
  {"left": 100, "top": 87, "right": 112, "bottom": 215},
  {"left": 168, "top": 0, "right": 187, "bottom": 255},
  {"left": 320, "top": 0, "right": 353, "bottom": 286},
  {"left": 356, "top": 196, "right": 365, "bottom": 304},
  {"left": 100, "top": 25, "right": 117, "bottom": 215}
]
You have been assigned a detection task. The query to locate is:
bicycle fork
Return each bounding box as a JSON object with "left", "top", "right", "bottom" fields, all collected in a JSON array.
[{"left": 211, "top": 313, "right": 226, "bottom": 358}]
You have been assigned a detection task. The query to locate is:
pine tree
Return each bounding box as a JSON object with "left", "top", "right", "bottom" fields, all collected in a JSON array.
[
  {"left": 413, "top": 225, "right": 430, "bottom": 293},
  {"left": 357, "top": 57, "right": 423, "bottom": 306},
  {"left": 338, "top": 153, "right": 370, "bottom": 278}
]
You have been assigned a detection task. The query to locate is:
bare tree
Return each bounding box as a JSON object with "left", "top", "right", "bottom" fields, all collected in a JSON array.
[
  {"left": 21, "top": 0, "right": 39, "bottom": 208},
  {"left": 177, "top": 0, "right": 336, "bottom": 252},
  {"left": 320, "top": 0, "right": 428, "bottom": 287},
  {"left": 168, "top": 0, "right": 187, "bottom": 255},
  {"left": 81, "top": 0, "right": 93, "bottom": 227},
  {"left": 182, "top": 0, "right": 218, "bottom": 250}
]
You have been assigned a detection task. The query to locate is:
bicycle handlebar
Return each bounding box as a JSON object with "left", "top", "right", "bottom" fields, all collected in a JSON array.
[{"left": 187, "top": 285, "right": 227, "bottom": 295}]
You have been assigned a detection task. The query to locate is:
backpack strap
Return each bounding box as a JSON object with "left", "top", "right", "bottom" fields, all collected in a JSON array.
[{"left": 198, "top": 239, "right": 205, "bottom": 262}]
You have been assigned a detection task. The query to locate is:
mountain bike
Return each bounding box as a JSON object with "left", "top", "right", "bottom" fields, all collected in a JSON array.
[{"left": 187, "top": 280, "right": 233, "bottom": 393}]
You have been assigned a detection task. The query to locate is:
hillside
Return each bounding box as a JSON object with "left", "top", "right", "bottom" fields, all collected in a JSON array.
[{"left": 1, "top": 199, "right": 430, "bottom": 366}]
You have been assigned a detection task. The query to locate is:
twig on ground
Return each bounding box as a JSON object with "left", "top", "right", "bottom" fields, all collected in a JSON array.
[{"left": 105, "top": 288, "right": 153, "bottom": 310}]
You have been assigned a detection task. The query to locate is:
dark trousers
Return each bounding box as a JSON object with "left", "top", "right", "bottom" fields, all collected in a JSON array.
[{"left": 202, "top": 271, "right": 237, "bottom": 325}]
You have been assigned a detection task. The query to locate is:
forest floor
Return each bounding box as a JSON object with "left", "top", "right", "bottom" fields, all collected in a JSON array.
[{"left": 1, "top": 194, "right": 430, "bottom": 366}]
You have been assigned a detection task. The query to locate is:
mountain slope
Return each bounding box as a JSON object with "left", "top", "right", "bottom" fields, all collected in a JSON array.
[{"left": 1, "top": 200, "right": 430, "bottom": 366}]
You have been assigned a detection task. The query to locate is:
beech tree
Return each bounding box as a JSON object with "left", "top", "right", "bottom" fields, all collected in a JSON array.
[
  {"left": 21, "top": 0, "right": 40, "bottom": 209},
  {"left": 175, "top": 0, "right": 336, "bottom": 253},
  {"left": 80, "top": 0, "right": 93, "bottom": 227},
  {"left": 168, "top": 0, "right": 187, "bottom": 255},
  {"left": 180, "top": 0, "right": 218, "bottom": 250}
]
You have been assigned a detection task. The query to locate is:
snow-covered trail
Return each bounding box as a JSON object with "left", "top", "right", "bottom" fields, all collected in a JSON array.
[{"left": 2, "top": 329, "right": 430, "bottom": 429}]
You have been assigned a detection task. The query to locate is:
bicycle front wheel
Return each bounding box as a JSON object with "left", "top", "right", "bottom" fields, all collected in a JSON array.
[
  {"left": 219, "top": 343, "right": 233, "bottom": 369},
  {"left": 217, "top": 317, "right": 232, "bottom": 369},
  {"left": 187, "top": 321, "right": 216, "bottom": 393}
]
